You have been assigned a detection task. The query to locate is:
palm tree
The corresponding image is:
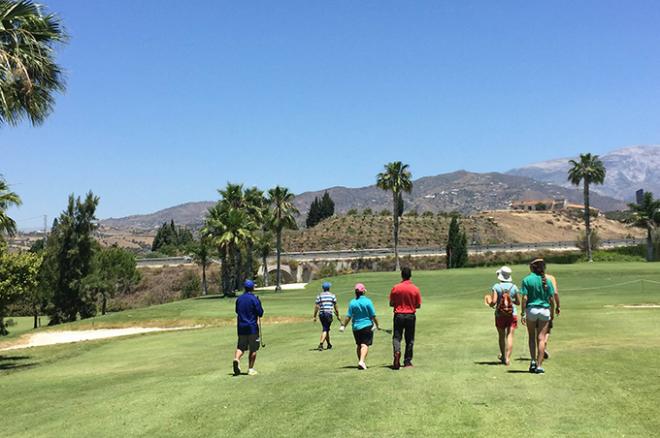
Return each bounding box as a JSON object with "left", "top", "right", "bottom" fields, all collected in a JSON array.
[
  {"left": 267, "top": 186, "right": 298, "bottom": 291},
  {"left": 628, "top": 192, "right": 660, "bottom": 262},
  {"left": 568, "top": 153, "right": 606, "bottom": 262},
  {"left": 244, "top": 187, "right": 266, "bottom": 280},
  {"left": 254, "top": 228, "right": 274, "bottom": 286},
  {"left": 0, "top": 177, "right": 21, "bottom": 237},
  {"left": 190, "top": 235, "right": 212, "bottom": 295},
  {"left": 0, "top": 0, "right": 67, "bottom": 126},
  {"left": 376, "top": 161, "right": 413, "bottom": 271}
]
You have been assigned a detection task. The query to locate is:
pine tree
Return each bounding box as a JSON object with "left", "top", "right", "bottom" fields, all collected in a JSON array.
[
  {"left": 446, "top": 216, "right": 468, "bottom": 268},
  {"left": 320, "top": 191, "right": 335, "bottom": 219},
  {"left": 43, "top": 192, "right": 100, "bottom": 324},
  {"left": 306, "top": 197, "right": 321, "bottom": 228}
]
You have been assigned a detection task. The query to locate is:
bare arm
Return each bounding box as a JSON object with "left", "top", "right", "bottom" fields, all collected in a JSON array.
[
  {"left": 521, "top": 296, "right": 528, "bottom": 325},
  {"left": 372, "top": 316, "right": 380, "bottom": 330},
  {"left": 488, "top": 290, "right": 497, "bottom": 308},
  {"left": 312, "top": 304, "right": 319, "bottom": 320},
  {"left": 554, "top": 291, "right": 560, "bottom": 315}
]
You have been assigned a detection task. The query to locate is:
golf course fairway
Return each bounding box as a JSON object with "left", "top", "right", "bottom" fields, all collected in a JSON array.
[{"left": 2, "top": 262, "right": 659, "bottom": 437}]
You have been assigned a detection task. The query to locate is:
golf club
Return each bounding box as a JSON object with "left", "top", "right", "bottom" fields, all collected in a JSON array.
[{"left": 258, "top": 318, "right": 266, "bottom": 348}]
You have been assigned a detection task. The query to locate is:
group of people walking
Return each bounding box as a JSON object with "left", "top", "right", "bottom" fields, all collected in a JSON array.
[
  {"left": 486, "top": 258, "right": 560, "bottom": 373},
  {"left": 232, "top": 258, "right": 559, "bottom": 376}
]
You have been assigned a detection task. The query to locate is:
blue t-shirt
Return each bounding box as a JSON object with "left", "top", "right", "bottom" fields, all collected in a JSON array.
[
  {"left": 491, "top": 282, "right": 519, "bottom": 316},
  {"left": 235, "top": 292, "right": 264, "bottom": 335},
  {"left": 347, "top": 295, "right": 376, "bottom": 331}
]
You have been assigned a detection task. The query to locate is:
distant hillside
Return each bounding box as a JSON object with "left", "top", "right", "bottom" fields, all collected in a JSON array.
[
  {"left": 282, "top": 210, "right": 643, "bottom": 252},
  {"left": 101, "top": 201, "right": 214, "bottom": 231},
  {"left": 507, "top": 145, "right": 660, "bottom": 201},
  {"left": 101, "top": 171, "right": 626, "bottom": 231},
  {"left": 293, "top": 170, "right": 626, "bottom": 217}
]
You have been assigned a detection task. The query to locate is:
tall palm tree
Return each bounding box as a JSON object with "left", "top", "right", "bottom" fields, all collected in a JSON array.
[
  {"left": 628, "top": 192, "right": 660, "bottom": 262},
  {"left": 0, "top": 0, "right": 67, "bottom": 126},
  {"left": 244, "top": 187, "right": 265, "bottom": 280},
  {"left": 190, "top": 235, "right": 212, "bottom": 296},
  {"left": 0, "top": 177, "right": 21, "bottom": 237},
  {"left": 376, "top": 161, "right": 413, "bottom": 271},
  {"left": 568, "top": 153, "right": 606, "bottom": 262},
  {"left": 267, "top": 186, "right": 298, "bottom": 291},
  {"left": 204, "top": 204, "right": 255, "bottom": 297}
]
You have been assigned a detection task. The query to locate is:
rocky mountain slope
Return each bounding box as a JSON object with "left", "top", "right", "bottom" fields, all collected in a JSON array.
[
  {"left": 507, "top": 145, "right": 660, "bottom": 201},
  {"left": 292, "top": 170, "right": 626, "bottom": 217},
  {"left": 100, "top": 171, "right": 626, "bottom": 231}
]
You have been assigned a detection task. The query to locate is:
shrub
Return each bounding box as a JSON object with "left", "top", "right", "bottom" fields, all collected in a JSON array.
[
  {"left": 318, "top": 262, "right": 337, "bottom": 277},
  {"left": 576, "top": 230, "right": 601, "bottom": 251},
  {"left": 347, "top": 209, "right": 358, "bottom": 216},
  {"left": 362, "top": 208, "right": 373, "bottom": 216},
  {"left": 179, "top": 271, "right": 201, "bottom": 299}
]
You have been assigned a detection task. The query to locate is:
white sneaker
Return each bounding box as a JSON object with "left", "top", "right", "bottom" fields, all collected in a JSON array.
[
  {"left": 358, "top": 361, "right": 367, "bottom": 370},
  {"left": 248, "top": 368, "right": 258, "bottom": 376}
]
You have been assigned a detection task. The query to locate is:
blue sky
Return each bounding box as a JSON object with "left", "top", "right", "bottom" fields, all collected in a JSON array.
[{"left": 4, "top": 0, "right": 660, "bottom": 229}]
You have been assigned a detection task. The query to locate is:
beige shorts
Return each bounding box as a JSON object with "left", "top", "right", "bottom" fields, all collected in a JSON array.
[{"left": 526, "top": 307, "right": 551, "bottom": 322}]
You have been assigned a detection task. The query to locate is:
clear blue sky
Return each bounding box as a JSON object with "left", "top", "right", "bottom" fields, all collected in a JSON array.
[{"left": 5, "top": 0, "right": 660, "bottom": 229}]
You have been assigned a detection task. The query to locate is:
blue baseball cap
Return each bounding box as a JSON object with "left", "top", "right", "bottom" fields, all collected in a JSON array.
[
  {"left": 244, "top": 279, "right": 255, "bottom": 290},
  {"left": 322, "top": 282, "right": 331, "bottom": 291}
]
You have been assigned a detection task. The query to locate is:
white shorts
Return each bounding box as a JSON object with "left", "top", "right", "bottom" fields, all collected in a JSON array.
[{"left": 526, "top": 307, "right": 551, "bottom": 322}]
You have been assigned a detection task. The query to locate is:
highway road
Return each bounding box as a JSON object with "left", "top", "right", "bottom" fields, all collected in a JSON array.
[{"left": 136, "top": 238, "right": 641, "bottom": 266}]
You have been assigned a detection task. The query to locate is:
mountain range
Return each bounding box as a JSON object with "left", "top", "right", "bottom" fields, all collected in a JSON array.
[
  {"left": 507, "top": 145, "right": 660, "bottom": 201},
  {"left": 100, "top": 145, "right": 656, "bottom": 231}
]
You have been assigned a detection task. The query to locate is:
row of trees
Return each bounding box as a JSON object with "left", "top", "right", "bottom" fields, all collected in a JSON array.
[
  {"left": 151, "top": 220, "right": 194, "bottom": 254},
  {"left": 201, "top": 183, "right": 298, "bottom": 296},
  {"left": 305, "top": 192, "right": 335, "bottom": 228},
  {"left": 0, "top": 189, "right": 140, "bottom": 335}
]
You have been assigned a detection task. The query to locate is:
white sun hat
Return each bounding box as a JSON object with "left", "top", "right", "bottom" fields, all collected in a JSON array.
[{"left": 496, "top": 266, "right": 513, "bottom": 282}]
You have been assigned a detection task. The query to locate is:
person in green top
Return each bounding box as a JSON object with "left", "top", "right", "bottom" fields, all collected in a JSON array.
[{"left": 520, "top": 258, "right": 555, "bottom": 374}]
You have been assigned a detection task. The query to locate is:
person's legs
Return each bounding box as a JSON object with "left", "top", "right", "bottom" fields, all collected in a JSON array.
[
  {"left": 358, "top": 344, "right": 369, "bottom": 369},
  {"left": 505, "top": 327, "right": 514, "bottom": 365},
  {"left": 234, "top": 349, "right": 244, "bottom": 362},
  {"left": 319, "top": 331, "right": 327, "bottom": 345},
  {"left": 248, "top": 351, "right": 257, "bottom": 368},
  {"left": 497, "top": 327, "right": 506, "bottom": 361},
  {"left": 536, "top": 321, "right": 550, "bottom": 367},
  {"left": 526, "top": 321, "right": 537, "bottom": 367},
  {"left": 392, "top": 314, "right": 404, "bottom": 369},
  {"left": 403, "top": 314, "right": 416, "bottom": 366}
]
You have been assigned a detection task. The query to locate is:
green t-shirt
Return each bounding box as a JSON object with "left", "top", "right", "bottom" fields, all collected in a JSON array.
[{"left": 520, "top": 273, "right": 555, "bottom": 308}]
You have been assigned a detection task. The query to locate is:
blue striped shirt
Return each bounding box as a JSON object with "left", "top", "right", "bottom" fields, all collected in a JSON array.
[{"left": 315, "top": 291, "right": 336, "bottom": 314}]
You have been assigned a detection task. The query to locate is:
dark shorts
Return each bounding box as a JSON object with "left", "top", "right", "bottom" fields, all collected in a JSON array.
[
  {"left": 495, "top": 315, "right": 518, "bottom": 329},
  {"left": 237, "top": 334, "right": 260, "bottom": 352},
  {"left": 319, "top": 313, "right": 333, "bottom": 331},
  {"left": 353, "top": 326, "right": 374, "bottom": 346}
]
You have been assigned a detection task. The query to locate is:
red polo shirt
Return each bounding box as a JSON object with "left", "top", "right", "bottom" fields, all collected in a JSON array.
[{"left": 389, "top": 280, "right": 422, "bottom": 314}]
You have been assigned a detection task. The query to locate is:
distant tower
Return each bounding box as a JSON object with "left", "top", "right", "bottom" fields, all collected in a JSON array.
[{"left": 636, "top": 189, "right": 644, "bottom": 205}]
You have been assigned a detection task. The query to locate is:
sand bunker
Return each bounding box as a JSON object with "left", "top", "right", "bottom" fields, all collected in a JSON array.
[
  {"left": 256, "top": 283, "right": 307, "bottom": 291},
  {"left": 621, "top": 304, "right": 660, "bottom": 309},
  {"left": 1, "top": 326, "right": 197, "bottom": 351}
]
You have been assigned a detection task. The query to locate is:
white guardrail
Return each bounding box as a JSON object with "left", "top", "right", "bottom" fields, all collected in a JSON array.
[{"left": 136, "top": 239, "right": 641, "bottom": 266}]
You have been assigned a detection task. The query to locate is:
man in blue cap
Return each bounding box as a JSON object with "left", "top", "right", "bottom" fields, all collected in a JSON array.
[
  {"left": 233, "top": 279, "right": 264, "bottom": 376},
  {"left": 312, "top": 281, "right": 340, "bottom": 351}
]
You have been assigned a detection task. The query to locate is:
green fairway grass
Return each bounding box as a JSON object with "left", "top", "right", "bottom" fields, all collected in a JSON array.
[{"left": 2, "top": 262, "right": 660, "bottom": 437}]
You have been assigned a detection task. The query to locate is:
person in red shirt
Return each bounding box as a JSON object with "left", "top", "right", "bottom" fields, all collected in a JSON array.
[{"left": 389, "top": 267, "right": 422, "bottom": 369}]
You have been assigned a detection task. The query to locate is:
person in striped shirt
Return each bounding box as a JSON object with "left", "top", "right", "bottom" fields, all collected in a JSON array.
[{"left": 312, "top": 282, "right": 341, "bottom": 351}]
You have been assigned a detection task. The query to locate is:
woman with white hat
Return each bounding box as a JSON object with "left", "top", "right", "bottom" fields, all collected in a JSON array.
[{"left": 487, "top": 266, "right": 520, "bottom": 365}]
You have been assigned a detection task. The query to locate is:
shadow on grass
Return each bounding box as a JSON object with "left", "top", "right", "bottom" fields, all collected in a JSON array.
[
  {"left": 195, "top": 295, "right": 233, "bottom": 301},
  {"left": 506, "top": 370, "right": 531, "bottom": 374},
  {"left": 0, "top": 354, "right": 35, "bottom": 372},
  {"left": 474, "top": 361, "right": 503, "bottom": 366}
]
